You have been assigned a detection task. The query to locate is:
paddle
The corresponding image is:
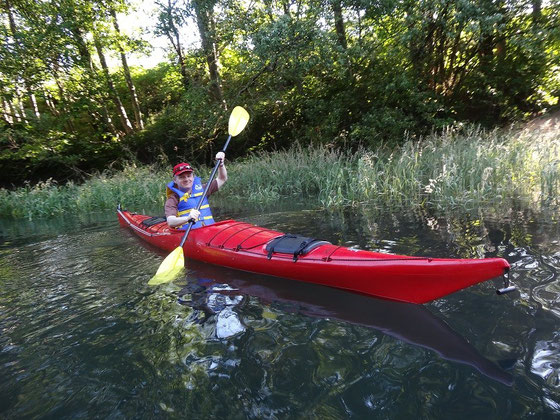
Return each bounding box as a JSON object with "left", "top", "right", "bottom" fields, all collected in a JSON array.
[{"left": 148, "top": 106, "right": 250, "bottom": 285}]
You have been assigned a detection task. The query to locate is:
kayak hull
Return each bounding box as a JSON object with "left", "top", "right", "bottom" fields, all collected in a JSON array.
[{"left": 117, "top": 209, "right": 510, "bottom": 304}]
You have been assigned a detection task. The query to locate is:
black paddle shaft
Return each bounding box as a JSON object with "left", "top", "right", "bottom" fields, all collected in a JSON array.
[{"left": 178, "top": 135, "right": 232, "bottom": 248}]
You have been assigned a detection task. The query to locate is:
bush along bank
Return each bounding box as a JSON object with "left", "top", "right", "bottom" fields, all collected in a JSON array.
[{"left": 1, "top": 125, "right": 559, "bottom": 220}]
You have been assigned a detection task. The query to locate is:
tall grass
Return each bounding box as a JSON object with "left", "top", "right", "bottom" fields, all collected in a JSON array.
[
  {"left": 0, "top": 164, "right": 170, "bottom": 219},
  {"left": 1, "top": 124, "right": 559, "bottom": 219},
  {"left": 222, "top": 125, "right": 560, "bottom": 211}
]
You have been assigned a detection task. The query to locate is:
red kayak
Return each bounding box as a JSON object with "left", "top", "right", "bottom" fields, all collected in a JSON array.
[{"left": 117, "top": 207, "right": 512, "bottom": 304}]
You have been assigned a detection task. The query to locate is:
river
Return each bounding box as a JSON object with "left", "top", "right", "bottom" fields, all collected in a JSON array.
[{"left": 1, "top": 203, "right": 559, "bottom": 418}]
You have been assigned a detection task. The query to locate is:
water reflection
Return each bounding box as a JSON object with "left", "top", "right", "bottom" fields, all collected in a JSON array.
[
  {"left": 531, "top": 335, "right": 560, "bottom": 387},
  {"left": 3, "top": 204, "right": 560, "bottom": 417},
  {"left": 178, "top": 259, "right": 513, "bottom": 385},
  {"left": 178, "top": 282, "right": 246, "bottom": 339}
]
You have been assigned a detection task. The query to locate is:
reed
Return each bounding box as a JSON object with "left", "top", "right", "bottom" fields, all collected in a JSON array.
[
  {"left": 1, "top": 124, "right": 559, "bottom": 219},
  {"left": 0, "top": 164, "right": 170, "bottom": 219},
  {"left": 223, "top": 125, "right": 560, "bottom": 210}
]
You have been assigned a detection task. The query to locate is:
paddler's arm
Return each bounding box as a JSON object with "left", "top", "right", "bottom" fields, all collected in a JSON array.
[
  {"left": 166, "top": 210, "right": 201, "bottom": 228},
  {"left": 215, "top": 151, "right": 228, "bottom": 189},
  {"left": 165, "top": 194, "right": 200, "bottom": 228}
]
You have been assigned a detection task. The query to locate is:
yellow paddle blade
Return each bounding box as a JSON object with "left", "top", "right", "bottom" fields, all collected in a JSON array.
[
  {"left": 228, "top": 106, "right": 250, "bottom": 137},
  {"left": 148, "top": 246, "right": 185, "bottom": 285}
]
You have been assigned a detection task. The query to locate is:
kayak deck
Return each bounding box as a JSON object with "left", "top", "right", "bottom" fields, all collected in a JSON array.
[{"left": 117, "top": 208, "right": 511, "bottom": 304}]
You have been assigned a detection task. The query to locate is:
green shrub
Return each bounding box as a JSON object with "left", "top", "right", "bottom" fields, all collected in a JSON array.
[{"left": 1, "top": 124, "right": 559, "bottom": 219}]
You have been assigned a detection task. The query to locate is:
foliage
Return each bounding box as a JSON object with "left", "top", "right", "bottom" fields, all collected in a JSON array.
[
  {"left": 0, "top": 164, "right": 170, "bottom": 218},
  {"left": 2, "top": 124, "right": 559, "bottom": 219},
  {"left": 0, "top": 0, "right": 559, "bottom": 187},
  {"left": 220, "top": 124, "right": 560, "bottom": 211}
]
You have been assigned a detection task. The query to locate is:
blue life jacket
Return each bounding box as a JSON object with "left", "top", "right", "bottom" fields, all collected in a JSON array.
[{"left": 166, "top": 177, "right": 215, "bottom": 229}]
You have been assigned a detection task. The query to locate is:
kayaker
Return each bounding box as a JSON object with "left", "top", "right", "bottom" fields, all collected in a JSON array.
[{"left": 165, "top": 152, "right": 227, "bottom": 229}]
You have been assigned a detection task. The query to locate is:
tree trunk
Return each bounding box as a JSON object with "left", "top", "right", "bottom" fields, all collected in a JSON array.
[
  {"left": 1, "top": 98, "right": 14, "bottom": 125},
  {"left": 193, "top": 0, "right": 225, "bottom": 107},
  {"left": 100, "top": 104, "right": 117, "bottom": 135},
  {"left": 158, "top": 0, "right": 191, "bottom": 91},
  {"left": 7, "top": 98, "right": 21, "bottom": 122},
  {"left": 28, "top": 90, "right": 40, "bottom": 118},
  {"left": 94, "top": 35, "right": 134, "bottom": 134},
  {"left": 67, "top": 24, "right": 118, "bottom": 135},
  {"left": 4, "top": 0, "right": 41, "bottom": 119},
  {"left": 69, "top": 25, "right": 96, "bottom": 73},
  {"left": 110, "top": 7, "right": 144, "bottom": 130},
  {"left": 168, "top": 28, "right": 191, "bottom": 92},
  {"left": 44, "top": 90, "right": 59, "bottom": 116},
  {"left": 532, "top": 0, "right": 542, "bottom": 25},
  {"left": 4, "top": 0, "right": 17, "bottom": 38},
  {"left": 50, "top": 62, "right": 76, "bottom": 133},
  {"left": 14, "top": 87, "right": 28, "bottom": 124},
  {"left": 330, "top": 0, "right": 347, "bottom": 50}
]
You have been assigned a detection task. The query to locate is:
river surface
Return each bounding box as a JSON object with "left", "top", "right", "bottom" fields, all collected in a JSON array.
[{"left": 1, "top": 204, "right": 560, "bottom": 418}]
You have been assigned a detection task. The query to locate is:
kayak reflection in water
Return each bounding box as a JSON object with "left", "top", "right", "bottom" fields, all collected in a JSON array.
[
  {"left": 178, "top": 278, "right": 246, "bottom": 339},
  {"left": 178, "top": 260, "right": 515, "bottom": 386},
  {"left": 165, "top": 152, "right": 227, "bottom": 230}
]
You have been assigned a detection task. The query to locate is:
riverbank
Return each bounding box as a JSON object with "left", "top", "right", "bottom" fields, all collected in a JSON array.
[{"left": 1, "top": 124, "right": 559, "bottom": 220}]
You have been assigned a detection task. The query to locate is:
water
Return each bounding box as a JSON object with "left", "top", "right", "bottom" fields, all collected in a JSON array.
[{"left": 1, "top": 205, "right": 560, "bottom": 418}]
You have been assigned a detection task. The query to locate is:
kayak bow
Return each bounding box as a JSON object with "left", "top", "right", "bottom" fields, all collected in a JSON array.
[{"left": 117, "top": 207, "right": 512, "bottom": 304}]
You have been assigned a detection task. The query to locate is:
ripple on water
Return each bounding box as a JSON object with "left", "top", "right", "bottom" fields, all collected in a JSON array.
[
  {"left": 3, "top": 208, "right": 560, "bottom": 417},
  {"left": 531, "top": 334, "right": 560, "bottom": 388}
]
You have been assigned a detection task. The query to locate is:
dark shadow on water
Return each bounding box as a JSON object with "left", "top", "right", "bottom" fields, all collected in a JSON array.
[{"left": 178, "top": 259, "right": 514, "bottom": 386}]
